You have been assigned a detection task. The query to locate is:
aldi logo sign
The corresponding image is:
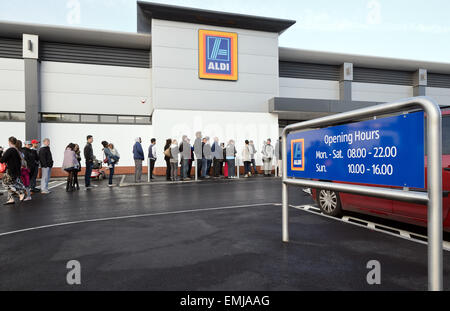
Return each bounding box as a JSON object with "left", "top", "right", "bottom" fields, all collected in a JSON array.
[
  {"left": 291, "top": 139, "right": 305, "bottom": 171},
  {"left": 199, "top": 30, "right": 238, "bottom": 81}
]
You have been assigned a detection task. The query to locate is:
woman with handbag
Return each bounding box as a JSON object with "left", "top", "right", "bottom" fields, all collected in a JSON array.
[
  {"left": 0, "top": 137, "right": 26, "bottom": 205},
  {"left": 164, "top": 138, "right": 172, "bottom": 181},
  {"left": 62, "top": 143, "right": 79, "bottom": 192},
  {"left": 102, "top": 141, "right": 120, "bottom": 187},
  {"left": 16, "top": 140, "right": 32, "bottom": 201}
]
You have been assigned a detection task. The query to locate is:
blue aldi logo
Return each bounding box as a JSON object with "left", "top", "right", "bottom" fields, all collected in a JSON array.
[
  {"left": 206, "top": 36, "right": 231, "bottom": 73},
  {"left": 291, "top": 139, "right": 305, "bottom": 171},
  {"left": 199, "top": 30, "right": 238, "bottom": 81}
]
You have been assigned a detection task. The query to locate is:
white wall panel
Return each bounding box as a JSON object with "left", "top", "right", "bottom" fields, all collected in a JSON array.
[
  {"left": 0, "top": 122, "right": 25, "bottom": 149},
  {"left": 41, "top": 123, "right": 153, "bottom": 167},
  {"left": 40, "top": 61, "right": 151, "bottom": 115},
  {"left": 154, "top": 88, "right": 273, "bottom": 112},
  {"left": 427, "top": 87, "right": 450, "bottom": 106},
  {"left": 279, "top": 77, "right": 339, "bottom": 100},
  {"left": 352, "top": 82, "right": 413, "bottom": 102},
  {"left": 152, "top": 109, "right": 279, "bottom": 167},
  {"left": 152, "top": 19, "right": 279, "bottom": 113},
  {"left": 0, "top": 58, "right": 24, "bottom": 111}
]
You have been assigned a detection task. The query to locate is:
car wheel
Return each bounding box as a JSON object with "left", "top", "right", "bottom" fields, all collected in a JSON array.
[{"left": 317, "top": 189, "right": 343, "bottom": 217}]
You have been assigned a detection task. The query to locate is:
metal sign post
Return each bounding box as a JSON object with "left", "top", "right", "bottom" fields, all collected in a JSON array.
[{"left": 281, "top": 97, "right": 443, "bottom": 291}]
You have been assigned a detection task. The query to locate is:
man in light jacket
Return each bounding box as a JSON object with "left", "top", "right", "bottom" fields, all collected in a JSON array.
[
  {"left": 262, "top": 138, "right": 274, "bottom": 177},
  {"left": 133, "top": 137, "right": 144, "bottom": 183},
  {"left": 242, "top": 140, "right": 252, "bottom": 178},
  {"left": 249, "top": 140, "right": 257, "bottom": 175},
  {"left": 225, "top": 140, "right": 237, "bottom": 179},
  {"left": 201, "top": 137, "right": 212, "bottom": 178},
  {"left": 211, "top": 137, "right": 223, "bottom": 178},
  {"left": 179, "top": 135, "right": 191, "bottom": 180}
]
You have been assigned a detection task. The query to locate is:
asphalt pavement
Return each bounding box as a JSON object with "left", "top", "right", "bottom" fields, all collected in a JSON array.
[{"left": 0, "top": 176, "right": 448, "bottom": 290}]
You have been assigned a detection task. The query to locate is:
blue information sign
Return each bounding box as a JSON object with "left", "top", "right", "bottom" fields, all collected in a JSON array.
[{"left": 286, "top": 112, "right": 425, "bottom": 188}]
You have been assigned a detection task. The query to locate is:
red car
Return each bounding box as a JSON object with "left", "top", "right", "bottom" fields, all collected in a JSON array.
[{"left": 311, "top": 108, "right": 450, "bottom": 232}]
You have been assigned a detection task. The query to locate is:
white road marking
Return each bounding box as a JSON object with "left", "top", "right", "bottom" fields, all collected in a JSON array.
[
  {"left": 0, "top": 202, "right": 277, "bottom": 238},
  {"left": 292, "top": 204, "right": 450, "bottom": 251},
  {"left": 48, "top": 181, "right": 66, "bottom": 189}
]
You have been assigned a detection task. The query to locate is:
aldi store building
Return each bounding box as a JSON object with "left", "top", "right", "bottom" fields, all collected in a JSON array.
[{"left": 1, "top": 1, "right": 450, "bottom": 175}]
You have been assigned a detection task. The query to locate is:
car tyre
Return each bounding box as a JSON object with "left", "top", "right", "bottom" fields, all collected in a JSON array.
[{"left": 317, "top": 189, "right": 343, "bottom": 217}]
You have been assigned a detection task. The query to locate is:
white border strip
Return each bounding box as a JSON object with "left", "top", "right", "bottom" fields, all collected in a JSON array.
[{"left": 0, "top": 203, "right": 277, "bottom": 238}]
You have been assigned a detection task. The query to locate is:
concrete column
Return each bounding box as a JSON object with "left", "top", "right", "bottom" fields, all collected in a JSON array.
[
  {"left": 340, "top": 62, "right": 353, "bottom": 102},
  {"left": 23, "top": 34, "right": 41, "bottom": 141},
  {"left": 413, "top": 68, "right": 427, "bottom": 96}
]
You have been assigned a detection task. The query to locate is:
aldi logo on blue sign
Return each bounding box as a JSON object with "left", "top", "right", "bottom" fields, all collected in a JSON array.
[
  {"left": 291, "top": 139, "right": 305, "bottom": 171},
  {"left": 199, "top": 30, "right": 238, "bottom": 81}
]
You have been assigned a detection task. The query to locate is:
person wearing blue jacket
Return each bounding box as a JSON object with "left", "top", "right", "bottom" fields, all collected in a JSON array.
[{"left": 133, "top": 137, "right": 144, "bottom": 183}]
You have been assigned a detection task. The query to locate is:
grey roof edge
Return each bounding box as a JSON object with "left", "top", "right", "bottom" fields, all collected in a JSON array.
[
  {"left": 137, "top": 1, "right": 296, "bottom": 34},
  {"left": 279, "top": 47, "right": 450, "bottom": 75},
  {"left": 0, "top": 20, "right": 151, "bottom": 50}
]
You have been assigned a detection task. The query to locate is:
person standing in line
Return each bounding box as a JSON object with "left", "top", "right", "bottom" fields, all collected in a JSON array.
[
  {"left": 102, "top": 141, "right": 117, "bottom": 187},
  {"left": 242, "top": 140, "right": 252, "bottom": 178},
  {"left": 170, "top": 139, "right": 179, "bottom": 181},
  {"left": 179, "top": 135, "right": 187, "bottom": 180},
  {"left": 84, "top": 135, "right": 95, "bottom": 189},
  {"left": 73, "top": 144, "right": 82, "bottom": 190},
  {"left": 275, "top": 136, "right": 283, "bottom": 177},
  {"left": 16, "top": 140, "right": 32, "bottom": 201},
  {"left": 0, "top": 137, "right": 26, "bottom": 204},
  {"left": 262, "top": 138, "right": 275, "bottom": 177},
  {"left": 203, "top": 137, "right": 212, "bottom": 178},
  {"left": 163, "top": 138, "right": 172, "bottom": 181},
  {"left": 148, "top": 138, "right": 157, "bottom": 180},
  {"left": 24, "top": 140, "right": 40, "bottom": 193},
  {"left": 226, "top": 140, "right": 237, "bottom": 179},
  {"left": 193, "top": 131, "right": 203, "bottom": 178},
  {"left": 39, "top": 138, "right": 53, "bottom": 194},
  {"left": 211, "top": 137, "right": 222, "bottom": 178},
  {"left": 188, "top": 139, "right": 194, "bottom": 179},
  {"left": 179, "top": 136, "right": 191, "bottom": 181},
  {"left": 221, "top": 142, "right": 226, "bottom": 177},
  {"left": 249, "top": 140, "right": 258, "bottom": 175},
  {"left": 200, "top": 137, "right": 212, "bottom": 179},
  {"left": 133, "top": 137, "right": 144, "bottom": 183},
  {"left": 62, "top": 143, "right": 79, "bottom": 192}
]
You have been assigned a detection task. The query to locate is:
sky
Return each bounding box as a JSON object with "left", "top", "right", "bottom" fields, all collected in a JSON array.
[{"left": 0, "top": 0, "right": 449, "bottom": 63}]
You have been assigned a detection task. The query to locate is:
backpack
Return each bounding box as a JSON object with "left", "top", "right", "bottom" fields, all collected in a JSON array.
[{"left": 164, "top": 147, "right": 171, "bottom": 158}]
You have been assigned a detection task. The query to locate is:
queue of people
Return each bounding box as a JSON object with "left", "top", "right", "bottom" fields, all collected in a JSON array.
[
  {"left": 159, "top": 133, "right": 277, "bottom": 182},
  {"left": 0, "top": 133, "right": 280, "bottom": 204}
]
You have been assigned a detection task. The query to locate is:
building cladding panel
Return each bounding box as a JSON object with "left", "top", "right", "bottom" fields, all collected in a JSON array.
[
  {"left": 40, "top": 41, "right": 151, "bottom": 68},
  {"left": 279, "top": 61, "right": 340, "bottom": 81},
  {"left": 0, "top": 37, "right": 22, "bottom": 59},
  {"left": 428, "top": 73, "right": 450, "bottom": 89},
  {"left": 353, "top": 67, "right": 414, "bottom": 86}
]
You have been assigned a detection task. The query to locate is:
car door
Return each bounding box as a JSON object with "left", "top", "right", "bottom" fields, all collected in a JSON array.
[{"left": 340, "top": 183, "right": 393, "bottom": 215}]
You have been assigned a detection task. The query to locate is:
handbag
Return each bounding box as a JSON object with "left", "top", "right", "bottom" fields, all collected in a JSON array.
[
  {"left": 164, "top": 147, "right": 171, "bottom": 158},
  {"left": 0, "top": 162, "right": 6, "bottom": 173}
]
